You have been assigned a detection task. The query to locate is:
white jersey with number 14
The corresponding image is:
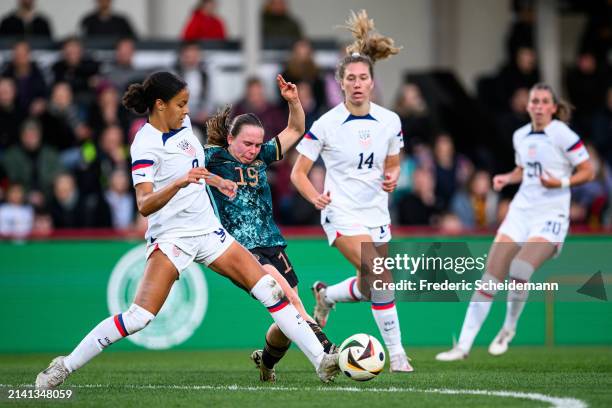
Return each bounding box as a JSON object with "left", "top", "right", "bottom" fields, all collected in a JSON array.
[{"left": 296, "top": 102, "right": 403, "bottom": 227}]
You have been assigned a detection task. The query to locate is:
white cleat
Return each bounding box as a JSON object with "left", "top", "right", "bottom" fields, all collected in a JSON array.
[
  {"left": 389, "top": 351, "right": 414, "bottom": 373},
  {"left": 312, "top": 281, "right": 334, "bottom": 328},
  {"left": 35, "top": 356, "right": 70, "bottom": 389},
  {"left": 250, "top": 349, "right": 276, "bottom": 382},
  {"left": 435, "top": 346, "right": 468, "bottom": 362},
  {"left": 488, "top": 328, "right": 515, "bottom": 356},
  {"left": 317, "top": 351, "right": 340, "bottom": 383}
]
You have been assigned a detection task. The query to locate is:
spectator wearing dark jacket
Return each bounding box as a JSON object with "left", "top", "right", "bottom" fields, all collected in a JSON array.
[
  {"left": 80, "top": 0, "right": 136, "bottom": 39},
  {"left": 0, "top": 0, "right": 52, "bottom": 38},
  {"left": 1, "top": 40, "right": 48, "bottom": 114},
  {"left": 51, "top": 36, "right": 100, "bottom": 104},
  {"left": 0, "top": 77, "right": 24, "bottom": 150},
  {"left": 262, "top": 0, "right": 302, "bottom": 42},
  {"left": 1, "top": 119, "right": 63, "bottom": 204}
]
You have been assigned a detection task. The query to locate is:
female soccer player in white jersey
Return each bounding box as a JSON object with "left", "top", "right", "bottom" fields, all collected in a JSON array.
[
  {"left": 35, "top": 72, "right": 339, "bottom": 389},
  {"left": 291, "top": 11, "right": 413, "bottom": 373},
  {"left": 436, "top": 83, "right": 594, "bottom": 361}
]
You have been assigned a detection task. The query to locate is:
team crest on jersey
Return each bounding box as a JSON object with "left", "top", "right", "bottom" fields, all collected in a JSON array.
[
  {"left": 252, "top": 159, "right": 264, "bottom": 167},
  {"left": 358, "top": 129, "right": 372, "bottom": 148},
  {"left": 177, "top": 139, "right": 196, "bottom": 157},
  {"left": 528, "top": 144, "right": 537, "bottom": 159}
]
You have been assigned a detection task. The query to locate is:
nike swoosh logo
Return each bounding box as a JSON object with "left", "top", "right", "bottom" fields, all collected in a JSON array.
[{"left": 134, "top": 173, "right": 145, "bottom": 177}]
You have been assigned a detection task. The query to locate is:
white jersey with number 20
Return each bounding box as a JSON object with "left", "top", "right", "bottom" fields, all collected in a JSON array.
[{"left": 511, "top": 119, "right": 589, "bottom": 214}]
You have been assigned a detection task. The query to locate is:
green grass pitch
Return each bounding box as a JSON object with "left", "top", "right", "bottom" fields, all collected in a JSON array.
[{"left": 1, "top": 346, "right": 610, "bottom": 407}]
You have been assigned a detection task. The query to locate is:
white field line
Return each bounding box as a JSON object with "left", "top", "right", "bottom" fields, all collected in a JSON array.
[{"left": 0, "top": 383, "right": 587, "bottom": 408}]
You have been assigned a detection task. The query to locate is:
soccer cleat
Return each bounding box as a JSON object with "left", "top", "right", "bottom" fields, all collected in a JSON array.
[
  {"left": 389, "top": 351, "right": 414, "bottom": 373},
  {"left": 488, "top": 328, "right": 515, "bottom": 356},
  {"left": 435, "top": 346, "right": 468, "bottom": 362},
  {"left": 311, "top": 281, "right": 334, "bottom": 328},
  {"left": 35, "top": 356, "right": 70, "bottom": 389},
  {"left": 316, "top": 351, "right": 340, "bottom": 383},
  {"left": 250, "top": 349, "right": 276, "bottom": 382}
]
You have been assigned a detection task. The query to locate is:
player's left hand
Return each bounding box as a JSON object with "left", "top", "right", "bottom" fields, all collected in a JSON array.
[
  {"left": 540, "top": 171, "right": 561, "bottom": 188},
  {"left": 382, "top": 172, "right": 399, "bottom": 193},
  {"left": 277, "top": 74, "right": 299, "bottom": 103},
  {"left": 218, "top": 178, "right": 238, "bottom": 200}
]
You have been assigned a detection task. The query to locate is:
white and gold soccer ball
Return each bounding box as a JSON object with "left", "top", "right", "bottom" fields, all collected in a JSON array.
[{"left": 338, "top": 333, "right": 385, "bottom": 381}]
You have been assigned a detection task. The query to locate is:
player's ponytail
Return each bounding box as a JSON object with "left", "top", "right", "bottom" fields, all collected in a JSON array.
[
  {"left": 336, "top": 10, "right": 401, "bottom": 82},
  {"left": 206, "top": 106, "right": 264, "bottom": 147},
  {"left": 206, "top": 105, "right": 232, "bottom": 147},
  {"left": 530, "top": 83, "right": 574, "bottom": 124},
  {"left": 122, "top": 71, "right": 187, "bottom": 115}
]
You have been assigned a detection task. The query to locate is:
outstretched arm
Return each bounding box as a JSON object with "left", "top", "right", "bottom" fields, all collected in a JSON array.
[
  {"left": 275, "top": 74, "right": 305, "bottom": 155},
  {"left": 203, "top": 172, "right": 238, "bottom": 200}
]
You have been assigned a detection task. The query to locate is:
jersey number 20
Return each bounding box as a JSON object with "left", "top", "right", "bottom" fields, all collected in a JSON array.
[
  {"left": 526, "top": 161, "right": 542, "bottom": 178},
  {"left": 358, "top": 152, "right": 374, "bottom": 169}
]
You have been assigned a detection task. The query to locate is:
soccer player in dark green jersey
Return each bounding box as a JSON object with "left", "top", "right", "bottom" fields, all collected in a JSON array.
[{"left": 204, "top": 75, "right": 334, "bottom": 382}]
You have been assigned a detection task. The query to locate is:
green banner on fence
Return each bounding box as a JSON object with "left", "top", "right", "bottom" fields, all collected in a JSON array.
[{"left": 0, "top": 237, "right": 610, "bottom": 353}]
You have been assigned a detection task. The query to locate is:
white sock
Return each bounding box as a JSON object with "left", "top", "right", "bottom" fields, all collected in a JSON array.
[
  {"left": 325, "top": 277, "right": 363, "bottom": 304},
  {"left": 251, "top": 275, "right": 325, "bottom": 369},
  {"left": 457, "top": 273, "right": 499, "bottom": 353},
  {"left": 63, "top": 304, "right": 154, "bottom": 372},
  {"left": 503, "top": 259, "right": 534, "bottom": 331},
  {"left": 371, "top": 301, "right": 404, "bottom": 356}
]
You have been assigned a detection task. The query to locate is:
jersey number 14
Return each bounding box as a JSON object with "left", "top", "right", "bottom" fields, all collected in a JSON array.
[{"left": 358, "top": 152, "right": 374, "bottom": 169}]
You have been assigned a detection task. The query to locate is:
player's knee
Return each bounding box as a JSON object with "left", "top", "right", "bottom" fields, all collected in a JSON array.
[
  {"left": 508, "top": 259, "right": 534, "bottom": 301},
  {"left": 509, "top": 258, "right": 535, "bottom": 283},
  {"left": 251, "top": 274, "right": 287, "bottom": 307},
  {"left": 122, "top": 304, "right": 155, "bottom": 335},
  {"left": 370, "top": 287, "right": 394, "bottom": 304}
]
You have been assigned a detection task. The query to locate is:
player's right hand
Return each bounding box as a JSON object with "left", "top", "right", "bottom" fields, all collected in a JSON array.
[
  {"left": 177, "top": 167, "right": 211, "bottom": 188},
  {"left": 313, "top": 191, "right": 331, "bottom": 210},
  {"left": 492, "top": 174, "right": 510, "bottom": 192}
]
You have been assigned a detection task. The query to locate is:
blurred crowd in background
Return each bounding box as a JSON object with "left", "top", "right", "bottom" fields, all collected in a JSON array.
[{"left": 0, "top": 0, "right": 610, "bottom": 238}]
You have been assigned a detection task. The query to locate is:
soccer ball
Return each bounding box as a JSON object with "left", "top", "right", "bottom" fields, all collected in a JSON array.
[{"left": 338, "top": 333, "right": 385, "bottom": 381}]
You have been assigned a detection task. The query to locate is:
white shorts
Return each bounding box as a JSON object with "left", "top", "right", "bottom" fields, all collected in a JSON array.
[
  {"left": 322, "top": 219, "right": 392, "bottom": 246},
  {"left": 145, "top": 227, "right": 235, "bottom": 273},
  {"left": 497, "top": 206, "right": 569, "bottom": 253}
]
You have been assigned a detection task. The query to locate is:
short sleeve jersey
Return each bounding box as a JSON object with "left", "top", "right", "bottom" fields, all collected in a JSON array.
[
  {"left": 204, "top": 137, "right": 285, "bottom": 249},
  {"left": 296, "top": 102, "right": 403, "bottom": 227},
  {"left": 511, "top": 119, "right": 589, "bottom": 214},
  {"left": 130, "top": 116, "right": 221, "bottom": 242}
]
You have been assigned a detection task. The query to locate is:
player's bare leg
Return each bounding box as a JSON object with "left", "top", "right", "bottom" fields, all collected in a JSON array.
[
  {"left": 489, "top": 237, "right": 555, "bottom": 356},
  {"left": 36, "top": 250, "right": 178, "bottom": 388},
  {"left": 437, "top": 234, "right": 520, "bottom": 361},
  {"left": 312, "top": 235, "right": 369, "bottom": 328}
]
